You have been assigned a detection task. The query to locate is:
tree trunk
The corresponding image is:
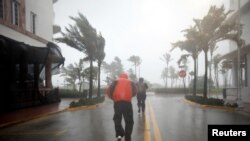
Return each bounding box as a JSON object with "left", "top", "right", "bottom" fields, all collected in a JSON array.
[
  {"left": 183, "top": 78, "right": 186, "bottom": 95},
  {"left": 193, "top": 57, "right": 197, "bottom": 96},
  {"left": 97, "top": 62, "right": 101, "bottom": 97},
  {"left": 203, "top": 51, "right": 208, "bottom": 99},
  {"left": 79, "top": 81, "right": 82, "bottom": 93},
  {"left": 134, "top": 64, "right": 137, "bottom": 80},
  {"left": 166, "top": 63, "right": 168, "bottom": 88},
  {"left": 89, "top": 58, "right": 93, "bottom": 99},
  {"left": 209, "top": 51, "right": 213, "bottom": 94},
  {"left": 215, "top": 67, "right": 219, "bottom": 88}
]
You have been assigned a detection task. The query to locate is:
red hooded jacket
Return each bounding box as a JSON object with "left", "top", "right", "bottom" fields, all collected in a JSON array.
[{"left": 107, "top": 73, "right": 137, "bottom": 102}]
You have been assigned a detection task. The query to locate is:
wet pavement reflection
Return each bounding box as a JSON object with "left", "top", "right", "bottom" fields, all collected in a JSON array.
[{"left": 0, "top": 93, "right": 249, "bottom": 141}]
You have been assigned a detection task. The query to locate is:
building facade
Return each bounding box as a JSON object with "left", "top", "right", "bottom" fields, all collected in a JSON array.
[
  {"left": 0, "top": 0, "right": 63, "bottom": 112},
  {"left": 219, "top": 0, "right": 250, "bottom": 112}
]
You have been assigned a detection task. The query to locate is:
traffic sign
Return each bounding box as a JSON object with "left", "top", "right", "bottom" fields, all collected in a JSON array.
[{"left": 179, "top": 70, "right": 186, "bottom": 78}]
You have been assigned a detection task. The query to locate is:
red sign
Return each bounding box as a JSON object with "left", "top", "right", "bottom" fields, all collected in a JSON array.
[{"left": 179, "top": 70, "right": 186, "bottom": 78}]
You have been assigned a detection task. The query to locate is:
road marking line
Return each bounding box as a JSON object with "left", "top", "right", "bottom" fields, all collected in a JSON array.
[
  {"left": 144, "top": 101, "right": 151, "bottom": 141},
  {"left": 148, "top": 100, "right": 163, "bottom": 141},
  {"left": 0, "top": 130, "right": 67, "bottom": 136}
]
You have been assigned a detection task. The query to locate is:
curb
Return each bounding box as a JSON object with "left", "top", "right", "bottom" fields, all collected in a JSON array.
[
  {"left": 66, "top": 105, "right": 97, "bottom": 111},
  {"left": 66, "top": 102, "right": 104, "bottom": 111},
  {"left": 0, "top": 109, "right": 66, "bottom": 129},
  {"left": 0, "top": 102, "right": 105, "bottom": 128},
  {"left": 182, "top": 98, "right": 237, "bottom": 112}
]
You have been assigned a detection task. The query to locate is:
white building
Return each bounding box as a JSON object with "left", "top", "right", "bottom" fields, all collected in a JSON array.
[
  {"left": 0, "top": 0, "right": 59, "bottom": 46},
  {"left": 218, "top": 0, "right": 250, "bottom": 112},
  {"left": 0, "top": 0, "right": 63, "bottom": 112}
]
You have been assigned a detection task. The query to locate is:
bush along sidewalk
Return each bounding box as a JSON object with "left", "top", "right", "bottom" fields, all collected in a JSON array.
[
  {"left": 69, "top": 96, "right": 105, "bottom": 108},
  {"left": 185, "top": 95, "right": 238, "bottom": 108}
]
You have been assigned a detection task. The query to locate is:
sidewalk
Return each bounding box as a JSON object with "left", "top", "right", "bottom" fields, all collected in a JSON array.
[{"left": 0, "top": 98, "right": 76, "bottom": 128}]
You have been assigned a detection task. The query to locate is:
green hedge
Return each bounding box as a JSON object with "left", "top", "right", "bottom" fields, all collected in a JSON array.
[
  {"left": 59, "top": 89, "right": 87, "bottom": 98},
  {"left": 69, "top": 96, "right": 105, "bottom": 107},
  {"left": 154, "top": 88, "right": 203, "bottom": 94},
  {"left": 59, "top": 88, "right": 107, "bottom": 98},
  {"left": 185, "top": 95, "right": 224, "bottom": 106},
  {"left": 154, "top": 88, "right": 223, "bottom": 94}
]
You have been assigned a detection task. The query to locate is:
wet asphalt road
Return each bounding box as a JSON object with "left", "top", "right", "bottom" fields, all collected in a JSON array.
[{"left": 0, "top": 92, "right": 250, "bottom": 141}]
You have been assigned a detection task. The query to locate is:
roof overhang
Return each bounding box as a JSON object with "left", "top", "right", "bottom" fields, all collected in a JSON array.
[
  {"left": 0, "top": 35, "right": 64, "bottom": 64},
  {"left": 218, "top": 44, "right": 250, "bottom": 61}
]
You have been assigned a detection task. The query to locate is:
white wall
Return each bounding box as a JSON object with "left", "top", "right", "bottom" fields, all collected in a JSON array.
[
  {"left": 241, "top": 10, "right": 250, "bottom": 45},
  {"left": 0, "top": 24, "right": 46, "bottom": 46},
  {"left": 230, "top": 0, "right": 249, "bottom": 12},
  {"left": 25, "top": 0, "right": 54, "bottom": 42}
]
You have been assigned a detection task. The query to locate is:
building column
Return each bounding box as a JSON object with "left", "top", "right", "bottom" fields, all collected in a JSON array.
[
  {"left": 33, "top": 63, "right": 39, "bottom": 100},
  {"left": 232, "top": 58, "right": 238, "bottom": 87},
  {"left": 45, "top": 58, "right": 52, "bottom": 88}
]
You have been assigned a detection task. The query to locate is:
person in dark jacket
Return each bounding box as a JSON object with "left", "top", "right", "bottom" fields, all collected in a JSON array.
[
  {"left": 136, "top": 77, "right": 148, "bottom": 113},
  {"left": 106, "top": 73, "right": 137, "bottom": 141}
]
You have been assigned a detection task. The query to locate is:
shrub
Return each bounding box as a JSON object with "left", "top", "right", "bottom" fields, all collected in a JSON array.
[
  {"left": 185, "top": 95, "right": 224, "bottom": 106},
  {"left": 225, "top": 102, "right": 238, "bottom": 108},
  {"left": 59, "top": 89, "right": 88, "bottom": 98},
  {"left": 69, "top": 96, "right": 105, "bottom": 108},
  {"left": 154, "top": 88, "right": 203, "bottom": 94}
]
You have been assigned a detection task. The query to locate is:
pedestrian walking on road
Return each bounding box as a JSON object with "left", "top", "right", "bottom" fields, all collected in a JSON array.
[
  {"left": 106, "top": 73, "right": 137, "bottom": 141},
  {"left": 136, "top": 77, "right": 148, "bottom": 113}
]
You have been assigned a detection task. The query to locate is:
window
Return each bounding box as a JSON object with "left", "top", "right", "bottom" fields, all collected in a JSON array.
[
  {"left": 11, "top": 0, "right": 20, "bottom": 26},
  {"left": 30, "top": 12, "right": 36, "bottom": 34},
  {"left": 0, "top": 0, "right": 3, "bottom": 19}
]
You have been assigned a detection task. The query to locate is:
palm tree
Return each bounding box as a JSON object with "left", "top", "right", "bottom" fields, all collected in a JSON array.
[
  {"left": 128, "top": 55, "right": 141, "bottom": 79},
  {"left": 102, "top": 57, "right": 124, "bottom": 83},
  {"left": 56, "top": 13, "right": 103, "bottom": 99},
  {"left": 193, "top": 5, "right": 238, "bottom": 98},
  {"left": 177, "top": 54, "right": 189, "bottom": 70},
  {"left": 161, "top": 67, "right": 168, "bottom": 87},
  {"left": 208, "top": 43, "right": 218, "bottom": 92},
  {"left": 61, "top": 60, "right": 85, "bottom": 91},
  {"left": 172, "top": 26, "right": 201, "bottom": 96},
  {"left": 213, "top": 54, "right": 221, "bottom": 88},
  {"left": 169, "top": 66, "right": 176, "bottom": 88},
  {"left": 61, "top": 64, "right": 78, "bottom": 90},
  {"left": 220, "top": 60, "right": 232, "bottom": 88},
  {"left": 160, "top": 53, "right": 172, "bottom": 87},
  {"left": 95, "top": 34, "right": 105, "bottom": 97},
  {"left": 128, "top": 68, "right": 137, "bottom": 82}
]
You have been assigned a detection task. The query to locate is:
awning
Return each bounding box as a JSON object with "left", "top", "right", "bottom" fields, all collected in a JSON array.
[
  {"left": 0, "top": 34, "right": 64, "bottom": 77},
  {"left": 218, "top": 44, "right": 250, "bottom": 61}
]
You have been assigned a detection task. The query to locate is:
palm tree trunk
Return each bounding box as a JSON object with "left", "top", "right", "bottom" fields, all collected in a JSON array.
[
  {"left": 134, "top": 64, "right": 137, "bottom": 79},
  {"left": 166, "top": 63, "right": 169, "bottom": 88},
  {"left": 203, "top": 51, "right": 208, "bottom": 98},
  {"left": 215, "top": 67, "right": 219, "bottom": 88},
  {"left": 209, "top": 51, "right": 213, "bottom": 94},
  {"left": 193, "top": 57, "right": 197, "bottom": 96},
  {"left": 89, "top": 59, "right": 93, "bottom": 99},
  {"left": 97, "top": 62, "right": 101, "bottom": 97}
]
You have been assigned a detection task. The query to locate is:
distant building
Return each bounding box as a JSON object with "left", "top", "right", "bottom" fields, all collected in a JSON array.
[
  {"left": 218, "top": 0, "right": 250, "bottom": 112},
  {"left": 0, "top": 0, "right": 64, "bottom": 112}
]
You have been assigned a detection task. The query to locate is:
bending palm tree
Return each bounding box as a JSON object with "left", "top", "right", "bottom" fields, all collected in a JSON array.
[
  {"left": 172, "top": 26, "right": 201, "bottom": 96},
  {"left": 56, "top": 13, "right": 102, "bottom": 99},
  {"left": 95, "top": 34, "right": 105, "bottom": 97},
  {"left": 195, "top": 5, "right": 243, "bottom": 98}
]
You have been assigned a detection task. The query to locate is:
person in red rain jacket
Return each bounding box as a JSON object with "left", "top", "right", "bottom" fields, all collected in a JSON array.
[{"left": 106, "top": 73, "right": 137, "bottom": 141}]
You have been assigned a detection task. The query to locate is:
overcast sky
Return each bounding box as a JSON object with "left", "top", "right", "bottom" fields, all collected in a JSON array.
[{"left": 53, "top": 0, "right": 228, "bottom": 86}]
